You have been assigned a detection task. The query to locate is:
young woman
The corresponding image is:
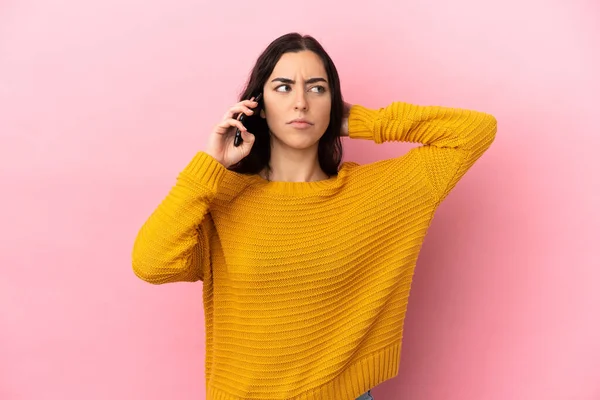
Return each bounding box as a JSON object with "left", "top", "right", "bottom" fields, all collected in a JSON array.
[{"left": 132, "top": 32, "right": 497, "bottom": 400}]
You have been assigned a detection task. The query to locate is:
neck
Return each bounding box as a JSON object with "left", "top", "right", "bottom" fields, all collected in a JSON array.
[{"left": 262, "top": 141, "right": 328, "bottom": 183}]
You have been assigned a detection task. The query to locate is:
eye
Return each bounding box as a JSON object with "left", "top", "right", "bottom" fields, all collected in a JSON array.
[
  {"left": 275, "top": 84, "right": 291, "bottom": 92},
  {"left": 310, "top": 85, "right": 326, "bottom": 93}
]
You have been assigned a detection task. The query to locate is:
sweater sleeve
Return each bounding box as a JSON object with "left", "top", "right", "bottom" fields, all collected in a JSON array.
[
  {"left": 131, "top": 151, "right": 227, "bottom": 284},
  {"left": 348, "top": 101, "right": 497, "bottom": 204}
]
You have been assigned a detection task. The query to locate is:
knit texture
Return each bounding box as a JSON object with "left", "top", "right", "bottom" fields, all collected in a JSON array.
[{"left": 132, "top": 101, "right": 497, "bottom": 400}]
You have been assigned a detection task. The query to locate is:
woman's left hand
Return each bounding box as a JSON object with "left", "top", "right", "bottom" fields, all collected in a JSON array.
[
  {"left": 343, "top": 101, "right": 352, "bottom": 116},
  {"left": 341, "top": 101, "right": 352, "bottom": 136}
]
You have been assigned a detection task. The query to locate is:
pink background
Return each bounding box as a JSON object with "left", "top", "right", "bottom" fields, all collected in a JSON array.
[{"left": 1, "top": 0, "right": 599, "bottom": 399}]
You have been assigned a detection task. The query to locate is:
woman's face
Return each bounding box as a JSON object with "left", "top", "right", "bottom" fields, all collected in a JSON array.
[{"left": 260, "top": 50, "right": 332, "bottom": 150}]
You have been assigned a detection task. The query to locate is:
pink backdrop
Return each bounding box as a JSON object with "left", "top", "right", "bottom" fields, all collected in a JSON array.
[{"left": 1, "top": 0, "right": 599, "bottom": 399}]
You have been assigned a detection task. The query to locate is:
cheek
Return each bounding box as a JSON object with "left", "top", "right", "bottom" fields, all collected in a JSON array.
[
  {"left": 316, "top": 105, "right": 332, "bottom": 126},
  {"left": 263, "top": 100, "right": 284, "bottom": 121}
]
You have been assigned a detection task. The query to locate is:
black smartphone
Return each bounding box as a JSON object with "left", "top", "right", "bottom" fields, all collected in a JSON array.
[{"left": 234, "top": 92, "right": 263, "bottom": 147}]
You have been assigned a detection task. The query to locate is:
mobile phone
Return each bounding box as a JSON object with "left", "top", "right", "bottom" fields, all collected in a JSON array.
[{"left": 234, "top": 92, "right": 263, "bottom": 147}]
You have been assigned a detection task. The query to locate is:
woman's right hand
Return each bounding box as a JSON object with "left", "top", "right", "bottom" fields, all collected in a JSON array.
[{"left": 205, "top": 98, "right": 260, "bottom": 168}]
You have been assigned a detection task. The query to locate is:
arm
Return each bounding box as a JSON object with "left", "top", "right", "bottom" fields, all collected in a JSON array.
[
  {"left": 346, "top": 100, "right": 497, "bottom": 204},
  {"left": 131, "top": 151, "right": 226, "bottom": 284}
]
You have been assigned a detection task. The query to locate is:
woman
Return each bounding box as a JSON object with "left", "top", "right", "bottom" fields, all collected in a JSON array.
[{"left": 132, "top": 32, "right": 497, "bottom": 400}]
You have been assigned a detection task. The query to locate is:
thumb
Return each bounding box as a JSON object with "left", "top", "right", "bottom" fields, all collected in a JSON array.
[{"left": 240, "top": 130, "right": 255, "bottom": 148}]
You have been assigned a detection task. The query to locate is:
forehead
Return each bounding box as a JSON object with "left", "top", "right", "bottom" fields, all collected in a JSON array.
[{"left": 269, "top": 50, "right": 327, "bottom": 79}]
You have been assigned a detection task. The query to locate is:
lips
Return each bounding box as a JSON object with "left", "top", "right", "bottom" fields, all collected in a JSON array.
[{"left": 288, "top": 118, "right": 313, "bottom": 125}]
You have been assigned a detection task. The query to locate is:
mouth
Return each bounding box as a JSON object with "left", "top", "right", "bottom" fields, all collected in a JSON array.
[
  {"left": 287, "top": 118, "right": 314, "bottom": 125},
  {"left": 287, "top": 118, "right": 314, "bottom": 129}
]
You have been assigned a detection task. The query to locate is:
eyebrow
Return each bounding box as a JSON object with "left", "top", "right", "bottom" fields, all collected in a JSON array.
[{"left": 271, "top": 77, "right": 328, "bottom": 85}]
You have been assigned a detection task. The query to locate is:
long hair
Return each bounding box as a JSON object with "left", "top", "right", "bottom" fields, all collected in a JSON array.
[{"left": 228, "top": 32, "right": 344, "bottom": 177}]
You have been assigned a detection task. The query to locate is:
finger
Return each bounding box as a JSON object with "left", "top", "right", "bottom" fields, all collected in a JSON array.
[
  {"left": 241, "top": 129, "right": 254, "bottom": 140},
  {"left": 229, "top": 100, "right": 259, "bottom": 115},
  {"left": 224, "top": 104, "right": 256, "bottom": 120},
  {"left": 240, "top": 130, "right": 255, "bottom": 147},
  {"left": 243, "top": 98, "right": 258, "bottom": 107},
  {"left": 216, "top": 117, "right": 247, "bottom": 133}
]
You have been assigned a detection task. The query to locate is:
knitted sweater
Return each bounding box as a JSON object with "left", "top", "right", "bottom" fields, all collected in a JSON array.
[{"left": 132, "top": 100, "right": 497, "bottom": 400}]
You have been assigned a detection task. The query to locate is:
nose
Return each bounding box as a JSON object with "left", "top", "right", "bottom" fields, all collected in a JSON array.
[{"left": 294, "top": 90, "right": 308, "bottom": 111}]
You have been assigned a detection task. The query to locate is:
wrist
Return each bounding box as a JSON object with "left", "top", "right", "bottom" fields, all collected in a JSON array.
[
  {"left": 204, "top": 150, "right": 227, "bottom": 167},
  {"left": 341, "top": 117, "right": 349, "bottom": 137},
  {"left": 343, "top": 101, "right": 352, "bottom": 118},
  {"left": 341, "top": 101, "right": 352, "bottom": 137}
]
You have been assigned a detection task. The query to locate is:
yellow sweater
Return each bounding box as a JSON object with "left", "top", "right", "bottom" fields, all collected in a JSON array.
[{"left": 132, "top": 101, "right": 497, "bottom": 400}]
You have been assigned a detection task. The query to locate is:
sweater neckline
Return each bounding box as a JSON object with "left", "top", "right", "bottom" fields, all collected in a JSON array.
[{"left": 234, "top": 162, "right": 350, "bottom": 196}]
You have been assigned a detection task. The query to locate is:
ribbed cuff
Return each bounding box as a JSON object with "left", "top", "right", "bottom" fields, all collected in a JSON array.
[
  {"left": 348, "top": 105, "right": 382, "bottom": 143},
  {"left": 180, "top": 151, "right": 228, "bottom": 192}
]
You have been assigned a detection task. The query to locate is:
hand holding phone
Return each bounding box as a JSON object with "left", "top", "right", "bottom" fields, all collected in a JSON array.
[
  {"left": 205, "top": 96, "right": 262, "bottom": 168},
  {"left": 234, "top": 92, "right": 263, "bottom": 147}
]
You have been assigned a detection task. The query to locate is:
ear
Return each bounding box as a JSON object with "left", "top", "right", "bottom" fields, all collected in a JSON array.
[{"left": 260, "top": 109, "right": 266, "bottom": 118}]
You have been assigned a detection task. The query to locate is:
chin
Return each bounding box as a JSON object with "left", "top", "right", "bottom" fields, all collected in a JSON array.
[
  {"left": 274, "top": 130, "right": 323, "bottom": 150},
  {"left": 283, "top": 137, "right": 321, "bottom": 150}
]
